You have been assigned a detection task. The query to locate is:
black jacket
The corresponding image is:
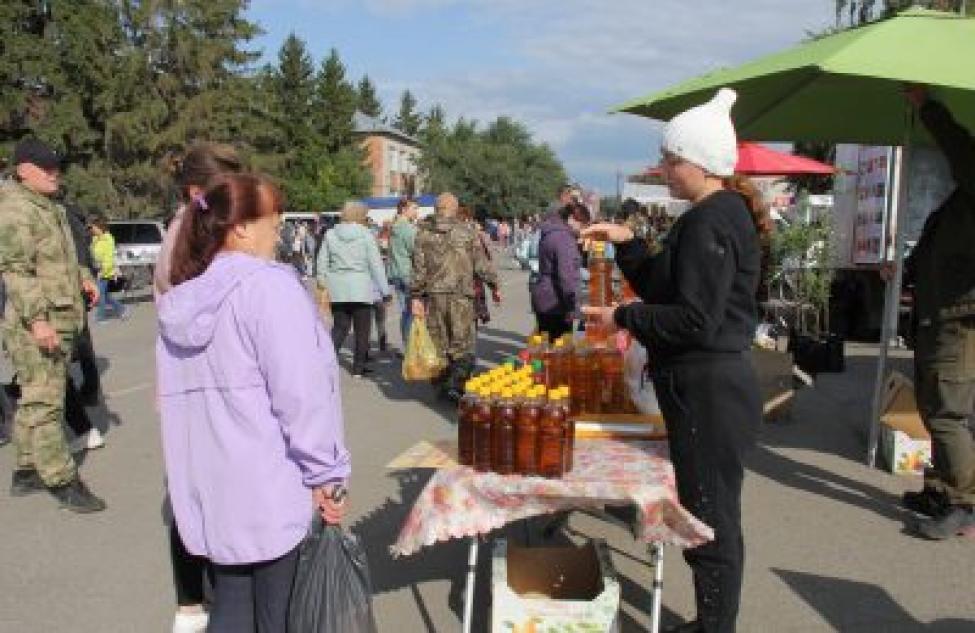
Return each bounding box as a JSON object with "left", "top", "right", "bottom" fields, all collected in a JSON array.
[
  {"left": 65, "top": 204, "right": 97, "bottom": 276},
  {"left": 613, "top": 190, "right": 761, "bottom": 364},
  {"left": 903, "top": 100, "right": 975, "bottom": 325}
]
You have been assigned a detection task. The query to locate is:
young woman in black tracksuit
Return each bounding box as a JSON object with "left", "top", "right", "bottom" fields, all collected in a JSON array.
[{"left": 584, "top": 91, "right": 772, "bottom": 630}]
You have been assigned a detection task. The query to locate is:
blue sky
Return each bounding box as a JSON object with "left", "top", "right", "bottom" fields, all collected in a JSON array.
[{"left": 246, "top": 0, "right": 838, "bottom": 194}]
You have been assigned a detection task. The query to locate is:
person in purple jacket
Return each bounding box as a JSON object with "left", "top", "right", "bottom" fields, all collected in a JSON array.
[
  {"left": 529, "top": 201, "right": 591, "bottom": 340},
  {"left": 156, "top": 173, "right": 351, "bottom": 633}
]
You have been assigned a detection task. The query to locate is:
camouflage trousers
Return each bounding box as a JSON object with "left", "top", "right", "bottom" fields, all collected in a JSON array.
[
  {"left": 425, "top": 294, "right": 476, "bottom": 363},
  {"left": 2, "top": 326, "right": 76, "bottom": 486}
]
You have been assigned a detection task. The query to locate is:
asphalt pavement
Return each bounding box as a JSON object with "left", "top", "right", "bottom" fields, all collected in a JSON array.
[{"left": 0, "top": 258, "right": 972, "bottom": 632}]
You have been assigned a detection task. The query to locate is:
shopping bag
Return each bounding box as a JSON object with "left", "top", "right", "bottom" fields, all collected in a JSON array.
[
  {"left": 314, "top": 283, "right": 333, "bottom": 329},
  {"left": 623, "top": 341, "right": 660, "bottom": 415},
  {"left": 287, "top": 516, "right": 378, "bottom": 633},
  {"left": 402, "top": 317, "right": 446, "bottom": 381}
]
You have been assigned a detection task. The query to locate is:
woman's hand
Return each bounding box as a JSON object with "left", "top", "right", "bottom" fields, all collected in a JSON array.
[
  {"left": 581, "top": 305, "right": 619, "bottom": 336},
  {"left": 581, "top": 223, "right": 634, "bottom": 244},
  {"left": 313, "top": 484, "right": 348, "bottom": 525}
]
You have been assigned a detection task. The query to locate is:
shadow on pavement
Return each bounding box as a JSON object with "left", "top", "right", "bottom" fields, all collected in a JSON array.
[
  {"left": 746, "top": 445, "right": 908, "bottom": 524},
  {"left": 773, "top": 568, "right": 975, "bottom": 632}
]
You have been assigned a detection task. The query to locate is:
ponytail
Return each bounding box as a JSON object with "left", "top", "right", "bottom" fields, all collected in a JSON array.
[
  {"left": 169, "top": 174, "right": 283, "bottom": 287},
  {"left": 723, "top": 175, "right": 773, "bottom": 302}
]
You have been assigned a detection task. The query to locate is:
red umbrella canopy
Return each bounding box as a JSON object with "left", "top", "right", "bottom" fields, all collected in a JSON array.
[
  {"left": 734, "top": 142, "right": 835, "bottom": 176},
  {"left": 642, "top": 142, "right": 836, "bottom": 178}
]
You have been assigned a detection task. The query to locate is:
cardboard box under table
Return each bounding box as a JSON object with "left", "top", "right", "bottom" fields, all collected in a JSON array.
[
  {"left": 879, "top": 372, "right": 932, "bottom": 476},
  {"left": 492, "top": 539, "right": 620, "bottom": 633}
]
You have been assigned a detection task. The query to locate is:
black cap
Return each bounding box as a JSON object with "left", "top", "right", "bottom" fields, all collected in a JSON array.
[{"left": 12, "top": 138, "right": 62, "bottom": 170}]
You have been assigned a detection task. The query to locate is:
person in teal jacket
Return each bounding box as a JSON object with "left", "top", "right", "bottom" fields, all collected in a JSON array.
[
  {"left": 388, "top": 198, "right": 419, "bottom": 353},
  {"left": 316, "top": 201, "right": 391, "bottom": 377}
]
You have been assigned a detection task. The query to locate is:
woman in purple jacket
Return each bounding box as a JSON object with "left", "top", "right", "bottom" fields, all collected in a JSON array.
[
  {"left": 529, "top": 202, "right": 591, "bottom": 340},
  {"left": 157, "top": 174, "right": 351, "bottom": 633}
]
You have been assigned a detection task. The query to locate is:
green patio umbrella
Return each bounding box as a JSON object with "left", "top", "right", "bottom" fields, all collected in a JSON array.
[
  {"left": 614, "top": 7, "right": 975, "bottom": 469},
  {"left": 615, "top": 7, "right": 975, "bottom": 146}
]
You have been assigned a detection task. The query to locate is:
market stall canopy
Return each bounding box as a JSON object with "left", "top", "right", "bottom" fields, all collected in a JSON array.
[
  {"left": 614, "top": 8, "right": 975, "bottom": 146},
  {"left": 642, "top": 142, "right": 836, "bottom": 177},
  {"left": 735, "top": 142, "right": 835, "bottom": 176}
]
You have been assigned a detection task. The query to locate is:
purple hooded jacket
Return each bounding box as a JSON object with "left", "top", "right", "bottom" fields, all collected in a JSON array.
[
  {"left": 156, "top": 253, "right": 350, "bottom": 565},
  {"left": 530, "top": 212, "right": 581, "bottom": 317}
]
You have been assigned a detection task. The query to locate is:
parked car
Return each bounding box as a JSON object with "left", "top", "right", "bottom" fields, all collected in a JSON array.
[{"left": 107, "top": 220, "right": 166, "bottom": 290}]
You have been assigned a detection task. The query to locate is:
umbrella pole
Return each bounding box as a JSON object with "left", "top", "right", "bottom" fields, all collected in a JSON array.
[{"left": 866, "top": 116, "right": 914, "bottom": 468}]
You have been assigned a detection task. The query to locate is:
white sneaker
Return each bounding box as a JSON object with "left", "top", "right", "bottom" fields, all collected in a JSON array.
[
  {"left": 172, "top": 611, "right": 209, "bottom": 633},
  {"left": 70, "top": 429, "right": 105, "bottom": 454},
  {"left": 86, "top": 427, "right": 105, "bottom": 450}
]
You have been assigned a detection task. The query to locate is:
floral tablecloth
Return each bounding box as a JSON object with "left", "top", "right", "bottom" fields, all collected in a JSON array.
[{"left": 391, "top": 439, "right": 713, "bottom": 557}]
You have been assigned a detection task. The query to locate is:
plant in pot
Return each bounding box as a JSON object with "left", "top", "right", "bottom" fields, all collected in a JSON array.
[{"left": 770, "top": 204, "right": 844, "bottom": 374}]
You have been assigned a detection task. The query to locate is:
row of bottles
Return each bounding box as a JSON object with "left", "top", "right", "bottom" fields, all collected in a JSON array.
[
  {"left": 524, "top": 334, "right": 635, "bottom": 416},
  {"left": 458, "top": 382, "right": 575, "bottom": 478}
]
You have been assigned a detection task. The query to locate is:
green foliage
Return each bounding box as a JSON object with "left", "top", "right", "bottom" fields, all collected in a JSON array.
[
  {"left": 770, "top": 207, "right": 836, "bottom": 335},
  {"left": 419, "top": 116, "right": 566, "bottom": 218},
  {"left": 394, "top": 90, "right": 422, "bottom": 137},
  {"left": 356, "top": 76, "right": 382, "bottom": 119},
  {"left": 0, "top": 5, "right": 563, "bottom": 218}
]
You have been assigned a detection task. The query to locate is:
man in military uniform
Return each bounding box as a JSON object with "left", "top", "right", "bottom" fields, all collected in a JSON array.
[
  {"left": 897, "top": 86, "right": 975, "bottom": 539},
  {"left": 411, "top": 193, "right": 499, "bottom": 401},
  {"left": 0, "top": 139, "right": 106, "bottom": 513}
]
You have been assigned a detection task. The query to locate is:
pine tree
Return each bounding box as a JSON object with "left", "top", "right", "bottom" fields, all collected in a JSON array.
[
  {"left": 274, "top": 34, "right": 316, "bottom": 150},
  {"left": 394, "top": 90, "right": 422, "bottom": 137},
  {"left": 356, "top": 75, "right": 382, "bottom": 119},
  {"left": 313, "top": 48, "right": 357, "bottom": 153}
]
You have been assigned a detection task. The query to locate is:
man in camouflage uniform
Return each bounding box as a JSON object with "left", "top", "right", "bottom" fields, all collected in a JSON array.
[
  {"left": 898, "top": 87, "right": 975, "bottom": 539},
  {"left": 411, "top": 193, "right": 499, "bottom": 401},
  {"left": 0, "top": 139, "right": 106, "bottom": 513}
]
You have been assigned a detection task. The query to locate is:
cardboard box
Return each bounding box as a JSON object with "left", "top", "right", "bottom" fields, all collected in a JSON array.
[
  {"left": 879, "top": 372, "right": 931, "bottom": 476},
  {"left": 492, "top": 539, "right": 620, "bottom": 633}
]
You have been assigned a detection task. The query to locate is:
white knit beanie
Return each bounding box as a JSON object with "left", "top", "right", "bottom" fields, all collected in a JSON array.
[{"left": 661, "top": 88, "right": 739, "bottom": 177}]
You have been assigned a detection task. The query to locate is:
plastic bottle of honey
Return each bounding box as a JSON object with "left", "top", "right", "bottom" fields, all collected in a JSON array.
[
  {"left": 515, "top": 387, "right": 542, "bottom": 476},
  {"left": 559, "top": 387, "right": 576, "bottom": 474},
  {"left": 544, "top": 338, "right": 567, "bottom": 389},
  {"left": 472, "top": 387, "right": 495, "bottom": 472},
  {"left": 492, "top": 389, "right": 517, "bottom": 475},
  {"left": 538, "top": 389, "right": 567, "bottom": 479},
  {"left": 569, "top": 342, "right": 591, "bottom": 416},
  {"left": 584, "top": 345, "right": 603, "bottom": 414},
  {"left": 457, "top": 380, "right": 478, "bottom": 466},
  {"left": 600, "top": 347, "right": 625, "bottom": 413}
]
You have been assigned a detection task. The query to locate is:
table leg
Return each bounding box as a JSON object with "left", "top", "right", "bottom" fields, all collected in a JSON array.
[
  {"left": 649, "top": 542, "right": 664, "bottom": 633},
  {"left": 462, "top": 537, "right": 479, "bottom": 633}
]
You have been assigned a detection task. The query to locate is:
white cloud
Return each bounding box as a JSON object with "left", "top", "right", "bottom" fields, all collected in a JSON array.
[{"left": 279, "top": 1, "right": 839, "bottom": 190}]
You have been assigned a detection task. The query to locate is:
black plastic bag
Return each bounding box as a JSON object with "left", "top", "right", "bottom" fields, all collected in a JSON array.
[{"left": 288, "top": 516, "right": 378, "bottom": 633}]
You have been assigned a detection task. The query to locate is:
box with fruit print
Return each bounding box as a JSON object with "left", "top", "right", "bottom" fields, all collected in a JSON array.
[
  {"left": 491, "top": 539, "right": 620, "bottom": 633},
  {"left": 879, "top": 372, "right": 931, "bottom": 476}
]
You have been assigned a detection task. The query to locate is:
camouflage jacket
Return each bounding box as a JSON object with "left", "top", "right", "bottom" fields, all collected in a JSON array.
[
  {"left": 411, "top": 216, "right": 498, "bottom": 298},
  {"left": 0, "top": 181, "right": 92, "bottom": 334}
]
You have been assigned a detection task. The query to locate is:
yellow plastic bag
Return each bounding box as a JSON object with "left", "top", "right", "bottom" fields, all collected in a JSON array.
[{"left": 402, "top": 317, "right": 446, "bottom": 381}]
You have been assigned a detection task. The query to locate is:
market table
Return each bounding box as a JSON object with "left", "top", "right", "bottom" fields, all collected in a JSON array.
[{"left": 390, "top": 439, "right": 714, "bottom": 633}]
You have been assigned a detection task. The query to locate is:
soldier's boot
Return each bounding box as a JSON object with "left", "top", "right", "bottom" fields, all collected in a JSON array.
[
  {"left": 49, "top": 478, "right": 107, "bottom": 514},
  {"left": 445, "top": 356, "right": 475, "bottom": 404},
  {"left": 902, "top": 487, "right": 949, "bottom": 518},
  {"left": 10, "top": 469, "right": 45, "bottom": 497},
  {"left": 913, "top": 504, "right": 975, "bottom": 540}
]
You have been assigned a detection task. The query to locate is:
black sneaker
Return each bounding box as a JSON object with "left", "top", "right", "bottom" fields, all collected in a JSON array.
[
  {"left": 912, "top": 505, "right": 975, "bottom": 540},
  {"left": 48, "top": 479, "right": 107, "bottom": 514},
  {"left": 664, "top": 621, "right": 702, "bottom": 633},
  {"left": 11, "top": 469, "right": 45, "bottom": 497},
  {"left": 903, "top": 488, "right": 949, "bottom": 518}
]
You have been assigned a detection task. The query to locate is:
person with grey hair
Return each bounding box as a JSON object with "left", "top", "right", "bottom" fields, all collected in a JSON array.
[{"left": 316, "top": 201, "right": 391, "bottom": 377}]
